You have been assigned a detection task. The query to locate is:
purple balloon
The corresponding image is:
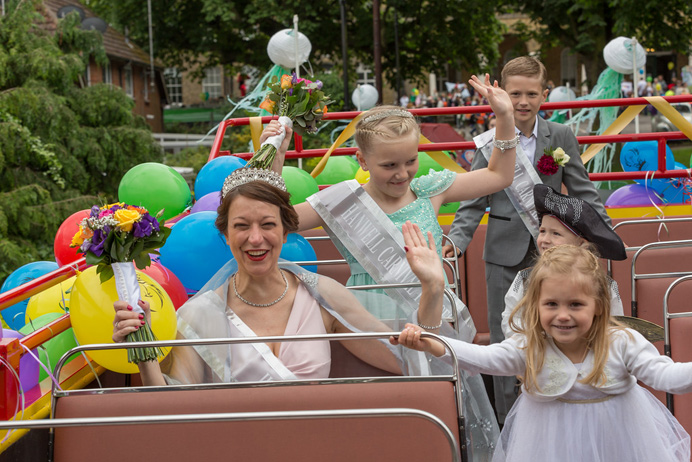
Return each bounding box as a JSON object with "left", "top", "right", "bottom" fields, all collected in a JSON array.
[
  {"left": 2, "top": 329, "right": 39, "bottom": 393},
  {"left": 190, "top": 191, "right": 222, "bottom": 214},
  {"left": 605, "top": 184, "right": 664, "bottom": 207}
]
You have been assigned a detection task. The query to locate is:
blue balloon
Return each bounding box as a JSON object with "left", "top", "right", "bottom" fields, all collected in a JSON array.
[
  {"left": 620, "top": 141, "right": 675, "bottom": 173},
  {"left": 653, "top": 162, "right": 688, "bottom": 203},
  {"left": 620, "top": 141, "right": 676, "bottom": 191},
  {"left": 194, "top": 156, "right": 247, "bottom": 199},
  {"left": 0, "top": 261, "right": 59, "bottom": 330},
  {"left": 159, "top": 211, "right": 233, "bottom": 292},
  {"left": 280, "top": 233, "right": 317, "bottom": 272}
]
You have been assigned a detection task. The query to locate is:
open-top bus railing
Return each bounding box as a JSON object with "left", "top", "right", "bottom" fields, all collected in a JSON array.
[
  {"left": 40, "top": 332, "right": 464, "bottom": 462},
  {"left": 209, "top": 95, "right": 692, "bottom": 186}
]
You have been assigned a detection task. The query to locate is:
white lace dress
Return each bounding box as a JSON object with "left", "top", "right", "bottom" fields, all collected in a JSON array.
[{"left": 442, "top": 328, "right": 692, "bottom": 462}]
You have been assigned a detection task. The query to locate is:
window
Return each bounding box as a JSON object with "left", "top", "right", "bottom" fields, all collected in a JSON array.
[
  {"left": 83, "top": 64, "right": 91, "bottom": 87},
  {"left": 356, "top": 63, "right": 376, "bottom": 86},
  {"left": 202, "top": 66, "right": 223, "bottom": 99},
  {"left": 561, "top": 48, "right": 578, "bottom": 88},
  {"left": 142, "top": 69, "right": 149, "bottom": 101},
  {"left": 124, "top": 64, "right": 134, "bottom": 98},
  {"left": 164, "top": 67, "right": 183, "bottom": 105},
  {"left": 103, "top": 60, "right": 112, "bottom": 85}
]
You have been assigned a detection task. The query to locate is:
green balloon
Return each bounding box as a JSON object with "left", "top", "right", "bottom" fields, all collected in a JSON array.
[
  {"left": 282, "top": 166, "right": 319, "bottom": 205},
  {"left": 118, "top": 162, "right": 192, "bottom": 221},
  {"left": 314, "top": 156, "right": 360, "bottom": 185},
  {"left": 20, "top": 312, "right": 79, "bottom": 381},
  {"left": 439, "top": 201, "right": 460, "bottom": 214},
  {"left": 416, "top": 151, "right": 451, "bottom": 178}
]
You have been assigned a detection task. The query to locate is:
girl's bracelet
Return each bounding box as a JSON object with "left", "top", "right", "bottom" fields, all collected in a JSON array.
[
  {"left": 418, "top": 320, "right": 443, "bottom": 331},
  {"left": 493, "top": 134, "right": 520, "bottom": 152}
]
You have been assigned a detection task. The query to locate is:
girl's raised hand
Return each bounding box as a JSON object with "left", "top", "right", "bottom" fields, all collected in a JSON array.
[
  {"left": 468, "top": 74, "right": 513, "bottom": 118},
  {"left": 402, "top": 221, "right": 444, "bottom": 287}
]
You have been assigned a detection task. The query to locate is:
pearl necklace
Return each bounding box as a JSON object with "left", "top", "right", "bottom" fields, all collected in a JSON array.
[{"left": 233, "top": 270, "right": 288, "bottom": 307}]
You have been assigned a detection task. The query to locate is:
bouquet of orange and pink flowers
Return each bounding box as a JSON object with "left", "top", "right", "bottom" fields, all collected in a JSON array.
[
  {"left": 250, "top": 72, "right": 332, "bottom": 169},
  {"left": 71, "top": 203, "right": 171, "bottom": 363}
]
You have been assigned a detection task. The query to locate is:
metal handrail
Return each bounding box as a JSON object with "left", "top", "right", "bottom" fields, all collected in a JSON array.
[
  {"left": 49, "top": 331, "right": 465, "bottom": 461},
  {"left": 606, "top": 217, "right": 692, "bottom": 276},
  {"left": 661, "top": 275, "right": 692, "bottom": 413},
  {"left": 630, "top": 239, "right": 692, "bottom": 317}
]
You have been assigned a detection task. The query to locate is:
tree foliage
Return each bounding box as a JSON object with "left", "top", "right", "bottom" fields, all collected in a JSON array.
[
  {"left": 504, "top": 0, "right": 692, "bottom": 86},
  {"left": 88, "top": 0, "right": 505, "bottom": 84},
  {"left": 0, "top": 0, "right": 163, "bottom": 283}
]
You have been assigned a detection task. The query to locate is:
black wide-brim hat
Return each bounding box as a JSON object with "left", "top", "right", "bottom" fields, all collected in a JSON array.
[{"left": 534, "top": 184, "right": 627, "bottom": 261}]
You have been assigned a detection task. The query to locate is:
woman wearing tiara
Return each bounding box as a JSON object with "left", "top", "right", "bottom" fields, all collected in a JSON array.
[{"left": 112, "top": 167, "right": 446, "bottom": 386}]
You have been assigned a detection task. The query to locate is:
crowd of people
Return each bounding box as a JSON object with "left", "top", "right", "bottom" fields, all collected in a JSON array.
[
  {"left": 626, "top": 74, "right": 692, "bottom": 98},
  {"left": 112, "top": 56, "right": 692, "bottom": 462}
]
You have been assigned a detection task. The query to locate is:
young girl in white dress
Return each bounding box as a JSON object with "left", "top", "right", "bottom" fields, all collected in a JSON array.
[{"left": 392, "top": 244, "right": 692, "bottom": 462}]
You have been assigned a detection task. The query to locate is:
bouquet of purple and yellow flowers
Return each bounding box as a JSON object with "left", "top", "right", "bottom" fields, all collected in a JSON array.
[
  {"left": 71, "top": 203, "right": 171, "bottom": 363},
  {"left": 250, "top": 72, "right": 333, "bottom": 169}
]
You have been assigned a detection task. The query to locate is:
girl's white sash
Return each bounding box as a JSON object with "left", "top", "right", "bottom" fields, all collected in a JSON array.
[{"left": 307, "top": 180, "right": 476, "bottom": 342}]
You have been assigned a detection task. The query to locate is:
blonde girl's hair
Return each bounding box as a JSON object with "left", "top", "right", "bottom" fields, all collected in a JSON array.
[
  {"left": 510, "top": 245, "right": 626, "bottom": 393},
  {"left": 354, "top": 105, "right": 420, "bottom": 154}
]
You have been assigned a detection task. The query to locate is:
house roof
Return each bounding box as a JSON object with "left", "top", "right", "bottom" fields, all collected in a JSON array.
[{"left": 41, "top": 0, "right": 162, "bottom": 68}]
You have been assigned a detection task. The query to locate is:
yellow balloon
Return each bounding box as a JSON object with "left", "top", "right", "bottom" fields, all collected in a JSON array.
[
  {"left": 25, "top": 276, "right": 75, "bottom": 324},
  {"left": 69, "top": 267, "right": 177, "bottom": 374},
  {"left": 355, "top": 167, "right": 370, "bottom": 184}
]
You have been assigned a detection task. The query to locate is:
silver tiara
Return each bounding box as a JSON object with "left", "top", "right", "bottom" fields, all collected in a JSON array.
[
  {"left": 221, "top": 167, "right": 287, "bottom": 198},
  {"left": 361, "top": 109, "right": 414, "bottom": 124}
]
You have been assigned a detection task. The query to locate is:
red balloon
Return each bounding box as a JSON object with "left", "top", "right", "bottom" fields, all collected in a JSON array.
[
  {"left": 54, "top": 209, "right": 90, "bottom": 267},
  {"left": 141, "top": 261, "right": 188, "bottom": 310}
]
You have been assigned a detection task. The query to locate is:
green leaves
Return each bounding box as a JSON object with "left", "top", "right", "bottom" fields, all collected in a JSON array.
[
  {"left": 0, "top": 1, "right": 163, "bottom": 285},
  {"left": 504, "top": 0, "right": 692, "bottom": 86},
  {"left": 87, "top": 0, "right": 505, "bottom": 84}
]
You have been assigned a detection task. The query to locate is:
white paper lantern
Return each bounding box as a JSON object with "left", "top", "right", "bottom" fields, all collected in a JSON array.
[
  {"left": 603, "top": 37, "right": 646, "bottom": 75},
  {"left": 352, "top": 84, "right": 379, "bottom": 111},
  {"left": 267, "top": 29, "right": 312, "bottom": 69},
  {"left": 548, "top": 86, "right": 576, "bottom": 103}
]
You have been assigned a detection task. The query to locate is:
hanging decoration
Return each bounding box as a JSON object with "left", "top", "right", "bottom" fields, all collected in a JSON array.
[
  {"left": 203, "top": 26, "right": 314, "bottom": 144},
  {"left": 557, "top": 37, "right": 646, "bottom": 186},
  {"left": 352, "top": 84, "right": 379, "bottom": 111}
]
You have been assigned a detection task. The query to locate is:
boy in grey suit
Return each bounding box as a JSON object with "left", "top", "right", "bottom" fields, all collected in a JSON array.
[{"left": 444, "top": 56, "right": 611, "bottom": 423}]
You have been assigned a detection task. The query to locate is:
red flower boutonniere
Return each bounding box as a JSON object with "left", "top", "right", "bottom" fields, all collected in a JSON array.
[{"left": 537, "top": 146, "right": 570, "bottom": 176}]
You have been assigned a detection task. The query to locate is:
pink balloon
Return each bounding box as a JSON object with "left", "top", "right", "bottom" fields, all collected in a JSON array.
[{"left": 605, "top": 184, "right": 663, "bottom": 207}]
